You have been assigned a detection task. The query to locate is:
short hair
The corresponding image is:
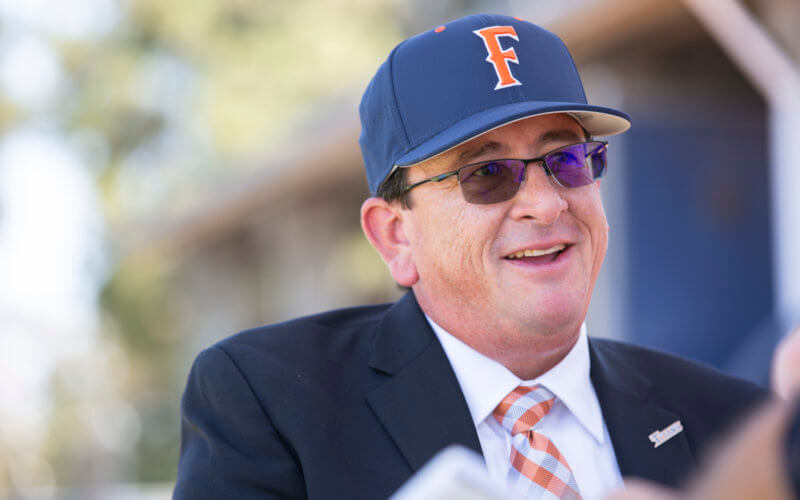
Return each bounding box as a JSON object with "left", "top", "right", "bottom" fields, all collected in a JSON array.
[{"left": 376, "top": 167, "right": 412, "bottom": 209}]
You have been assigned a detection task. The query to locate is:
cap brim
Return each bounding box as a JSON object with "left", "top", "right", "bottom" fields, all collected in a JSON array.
[{"left": 394, "top": 101, "right": 631, "bottom": 168}]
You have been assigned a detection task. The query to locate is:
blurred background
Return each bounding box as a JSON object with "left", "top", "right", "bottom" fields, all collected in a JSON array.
[{"left": 0, "top": 0, "right": 798, "bottom": 498}]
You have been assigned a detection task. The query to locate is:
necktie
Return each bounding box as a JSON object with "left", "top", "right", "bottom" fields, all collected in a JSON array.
[{"left": 493, "top": 385, "right": 582, "bottom": 499}]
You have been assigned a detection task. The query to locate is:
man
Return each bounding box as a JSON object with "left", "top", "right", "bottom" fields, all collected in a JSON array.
[{"left": 174, "top": 14, "right": 769, "bottom": 499}]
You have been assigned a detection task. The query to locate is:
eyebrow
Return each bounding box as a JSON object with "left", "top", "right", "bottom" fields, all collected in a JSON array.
[
  {"left": 454, "top": 128, "right": 588, "bottom": 165},
  {"left": 456, "top": 141, "right": 503, "bottom": 164},
  {"left": 538, "top": 129, "right": 585, "bottom": 145}
]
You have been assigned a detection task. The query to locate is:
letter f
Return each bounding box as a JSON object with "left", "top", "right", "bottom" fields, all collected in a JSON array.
[{"left": 473, "top": 26, "right": 522, "bottom": 90}]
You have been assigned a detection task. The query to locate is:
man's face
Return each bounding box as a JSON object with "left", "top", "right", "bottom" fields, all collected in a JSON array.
[{"left": 402, "top": 113, "right": 609, "bottom": 360}]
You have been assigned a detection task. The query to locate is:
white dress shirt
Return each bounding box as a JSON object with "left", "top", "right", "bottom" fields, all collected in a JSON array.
[{"left": 427, "top": 317, "right": 623, "bottom": 500}]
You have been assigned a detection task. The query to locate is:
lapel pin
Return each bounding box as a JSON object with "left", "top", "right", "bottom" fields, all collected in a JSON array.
[{"left": 648, "top": 420, "right": 683, "bottom": 448}]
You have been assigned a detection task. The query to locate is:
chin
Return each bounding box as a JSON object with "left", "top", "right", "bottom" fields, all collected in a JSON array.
[{"left": 518, "top": 296, "right": 587, "bottom": 333}]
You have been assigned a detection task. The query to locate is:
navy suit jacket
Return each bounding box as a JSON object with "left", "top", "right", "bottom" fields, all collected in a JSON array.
[{"left": 174, "top": 291, "right": 769, "bottom": 499}]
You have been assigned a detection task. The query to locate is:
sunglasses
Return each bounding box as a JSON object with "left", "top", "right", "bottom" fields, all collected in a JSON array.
[{"left": 403, "top": 141, "right": 608, "bottom": 205}]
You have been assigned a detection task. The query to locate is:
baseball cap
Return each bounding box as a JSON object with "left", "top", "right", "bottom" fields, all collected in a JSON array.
[{"left": 359, "top": 13, "right": 631, "bottom": 195}]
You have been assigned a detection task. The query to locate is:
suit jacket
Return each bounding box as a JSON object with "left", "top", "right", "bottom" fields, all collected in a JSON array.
[{"left": 174, "top": 291, "right": 769, "bottom": 499}]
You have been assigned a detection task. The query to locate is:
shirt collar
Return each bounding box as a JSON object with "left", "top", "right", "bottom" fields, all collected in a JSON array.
[{"left": 428, "top": 317, "right": 606, "bottom": 444}]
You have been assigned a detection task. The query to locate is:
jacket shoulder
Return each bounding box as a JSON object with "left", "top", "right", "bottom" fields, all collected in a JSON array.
[
  {"left": 591, "top": 337, "right": 769, "bottom": 398},
  {"left": 215, "top": 301, "right": 392, "bottom": 353},
  {"left": 189, "top": 302, "right": 394, "bottom": 396},
  {"left": 590, "top": 337, "right": 771, "bottom": 435}
]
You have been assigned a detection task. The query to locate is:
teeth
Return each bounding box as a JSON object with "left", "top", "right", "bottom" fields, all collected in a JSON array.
[{"left": 507, "top": 244, "right": 566, "bottom": 259}]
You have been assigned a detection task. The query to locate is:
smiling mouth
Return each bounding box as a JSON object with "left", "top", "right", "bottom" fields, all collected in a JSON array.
[{"left": 504, "top": 244, "right": 568, "bottom": 264}]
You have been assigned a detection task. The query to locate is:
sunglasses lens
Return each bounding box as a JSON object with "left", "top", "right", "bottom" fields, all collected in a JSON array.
[
  {"left": 459, "top": 160, "right": 524, "bottom": 204},
  {"left": 546, "top": 142, "right": 607, "bottom": 187},
  {"left": 452, "top": 142, "right": 607, "bottom": 205}
]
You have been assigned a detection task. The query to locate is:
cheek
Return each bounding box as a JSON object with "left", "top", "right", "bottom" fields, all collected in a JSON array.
[
  {"left": 415, "top": 203, "right": 500, "bottom": 283},
  {"left": 439, "top": 211, "right": 485, "bottom": 270},
  {"left": 588, "top": 207, "right": 609, "bottom": 272},
  {"left": 453, "top": 206, "right": 506, "bottom": 262},
  {"left": 593, "top": 219, "right": 609, "bottom": 272},
  {"left": 568, "top": 187, "right": 609, "bottom": 263},
  {"left": 409, "top": 202, "right": 468, "bottom": 271}
]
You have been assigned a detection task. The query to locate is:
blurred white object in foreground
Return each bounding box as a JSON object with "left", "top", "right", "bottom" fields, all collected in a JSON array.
[{"left": 390, "top": 446, "right": 524, "bottom": 500}]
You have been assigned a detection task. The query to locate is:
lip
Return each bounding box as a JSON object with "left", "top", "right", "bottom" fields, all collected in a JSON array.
[
  {"left": 502, "top": 243, "right": 573, "bottom": 272},
  {"left": 502, "top": 240, "right": 574, "bottom": 259}
]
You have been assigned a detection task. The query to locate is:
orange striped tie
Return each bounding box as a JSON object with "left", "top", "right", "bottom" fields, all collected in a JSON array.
[{"left": 493, "top": 385, "right": 582, "bottom": 499}]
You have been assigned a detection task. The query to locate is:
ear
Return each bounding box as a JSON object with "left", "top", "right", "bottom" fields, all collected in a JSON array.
[{"left": 360, "top": 197, "right": 419, "bottom": 287}]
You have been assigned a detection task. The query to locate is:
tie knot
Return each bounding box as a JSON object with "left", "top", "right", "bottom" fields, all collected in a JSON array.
[{"left": 493, "top": 385, "right": 555, "bottom": 436}]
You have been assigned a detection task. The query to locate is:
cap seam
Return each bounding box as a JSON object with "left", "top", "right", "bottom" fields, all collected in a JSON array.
[
  {"left": 388, "top": 42, "right": 412, "bottom": 155},
  {"left": 561, "top": 41, "right": 587, "bottom": 102}
]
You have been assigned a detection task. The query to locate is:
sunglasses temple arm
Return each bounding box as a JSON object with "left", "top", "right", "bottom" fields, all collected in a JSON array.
[{"left": 404, "top": 170, "right": 460, "bottom": 193}]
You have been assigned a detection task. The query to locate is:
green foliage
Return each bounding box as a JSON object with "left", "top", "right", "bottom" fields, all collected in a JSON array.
[
  {"left": 54, "top": 0, "right": 402, "bottom": 226},
  {"left": 100, "top": 257, "right": 174, "bottom": 355},
  {"left": 1, "top": 0, "right": 405, "bottom": 487},
  {"left": 86, "top": 0, "right": 403, "bottom": 485}
]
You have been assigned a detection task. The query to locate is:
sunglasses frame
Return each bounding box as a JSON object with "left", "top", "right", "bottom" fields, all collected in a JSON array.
[{"left": 402, "top": 140, "right": 609, "bottom": 204}]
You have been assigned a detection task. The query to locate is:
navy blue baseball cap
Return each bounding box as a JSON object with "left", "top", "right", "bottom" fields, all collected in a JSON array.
[{"left": 359, "top": 13, "right": 631, "bottom": 195}]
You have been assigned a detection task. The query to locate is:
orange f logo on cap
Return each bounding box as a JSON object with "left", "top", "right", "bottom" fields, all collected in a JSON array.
[{"left": 473, "top": 26, "right": 522, "bottom": 90}]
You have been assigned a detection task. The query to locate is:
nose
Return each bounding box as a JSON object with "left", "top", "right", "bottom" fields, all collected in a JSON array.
[{"left": 508, "top": 160, "right": 568, "bottom": 225}]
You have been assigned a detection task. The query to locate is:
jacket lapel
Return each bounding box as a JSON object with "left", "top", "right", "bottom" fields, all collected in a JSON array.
[
  {"left": 367, "top": 291, "right": 482, "bottom": 471},
  {"left": 590, "top": 339, "right": 695, "bottom": 487},
  {"left": 366, "top": 303, "right": 697, "bottom": 484}
]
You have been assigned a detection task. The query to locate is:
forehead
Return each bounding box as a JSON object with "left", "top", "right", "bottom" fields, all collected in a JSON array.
[{"left": 419, "top": 113, "right": 585, "bottom": 173}]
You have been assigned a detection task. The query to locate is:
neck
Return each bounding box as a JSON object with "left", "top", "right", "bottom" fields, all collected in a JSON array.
[
  {"left": 493, "top": 334, "right": 579, "bottom": 380},
  {"left": 416, "top": 292, "right": 582, "bottom": 380}
]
